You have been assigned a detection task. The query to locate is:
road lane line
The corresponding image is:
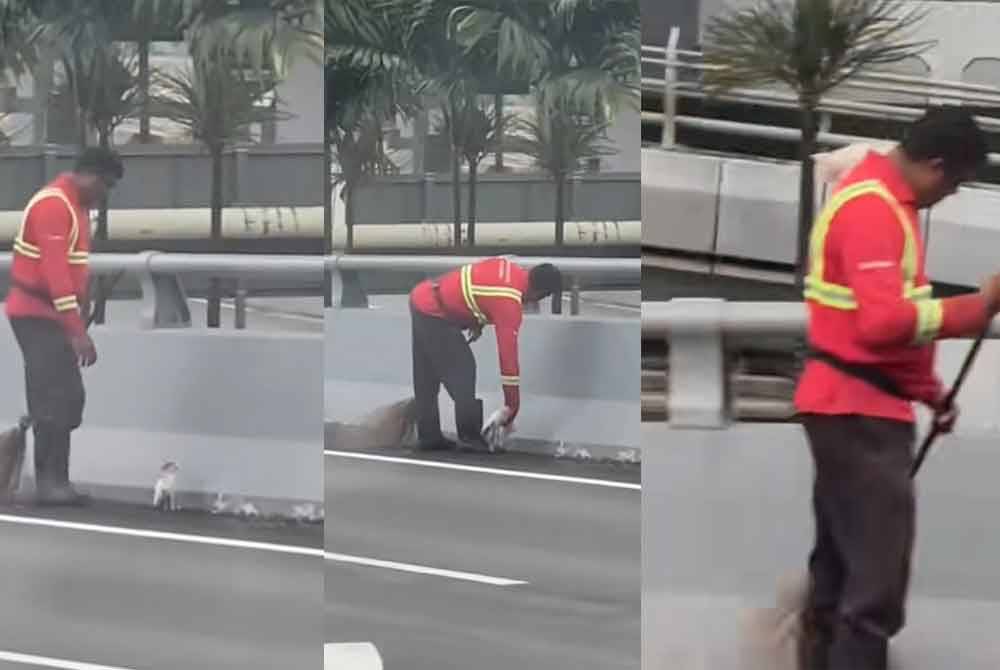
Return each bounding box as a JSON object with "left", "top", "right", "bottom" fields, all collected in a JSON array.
[
  {"left": 325, "top": 551, "right": 527, "bottom": 586},
  {"left": 325, "top": 450, "right": 641, "bottom": 491},
  {"left": 0, "top": 514, "right": 323, "bottom": 558},
  {"left": 0, "top": 649, "right": 137, "bottom": 670},
  {"left": 325, "top": 643, "right": 383, "bottom": 670}
]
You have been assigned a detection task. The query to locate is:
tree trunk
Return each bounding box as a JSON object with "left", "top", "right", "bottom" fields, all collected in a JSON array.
[
  {"left": 554, "top": 170, "right": 566, "bottom": 247},
  {"left": 323, "top": 134, "right": 333, "bottom": 307},
  {"left": 139, "top": 37, "right": 151, "bottom": 142},
  {"left": 494, "top": 91, "right": 504, "bottom": 172},
  {"left": 468, "top": 156, "right": 478, "bottom": 247},
  {"left": 345, "top": 181, "right": 355, "bottom": 251},
  {"left": 552, "top": 170, "right": 565, "bottom": 315},
  {"left": 208, "top": 144, "right": 224, "bottom": 328},
  {"left": 91, "top": 127, "right": 112, "bottom": 325},
  {"left": 795, "top": 103, "right": 819, "bottom": 292},
  {"left": 451, "top": 139, "right": 462, "bottom": 248}
]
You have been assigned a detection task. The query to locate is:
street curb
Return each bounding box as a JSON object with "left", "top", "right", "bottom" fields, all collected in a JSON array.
[{"left": 325, "top": 421, "right": 641, "bottom": 465}]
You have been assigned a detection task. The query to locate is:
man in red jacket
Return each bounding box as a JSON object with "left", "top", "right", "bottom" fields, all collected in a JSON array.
[
  {"left": 6, "top": 147, "right": 123, "bottom": 505},
  {"left": 408, "top": 257, "right": 561, "bottom": 451},
  {"left": 795, "top": 107, "right": 1000, "bottom": 670}
]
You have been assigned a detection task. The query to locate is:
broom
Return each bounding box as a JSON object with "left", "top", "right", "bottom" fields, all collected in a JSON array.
[
  {"left": 353, "top": 329, "right": 487, "bottom": 451},
  {"left": 742, "top": 327, "right": 989, "bottom": 669},
  {"left": 0, "top": 415, "right": 30, "bottom": 502}
]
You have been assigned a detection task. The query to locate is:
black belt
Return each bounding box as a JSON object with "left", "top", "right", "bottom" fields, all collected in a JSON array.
[{"left": 807, "top": 348, "right": 908, "bottom": 400}]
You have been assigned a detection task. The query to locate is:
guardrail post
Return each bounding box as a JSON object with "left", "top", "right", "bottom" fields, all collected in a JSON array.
[
  {"left": 136, "top": 251, "right": 191, "bottom": 330},
  {"left": 234, "top": 281, "right": 247, "bottom": 329},
  {"left": 570, "top": 275, "right": 581, "bottom": 315},
  {"left": 665, "top": 298, "right": 730, "bottom": 428},
  {"left": 661, "top": 27, "right": 680, "bottom": 149}
]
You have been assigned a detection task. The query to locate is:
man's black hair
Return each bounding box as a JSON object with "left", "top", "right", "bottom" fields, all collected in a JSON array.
[
  {"left": 529, "top": 263, "right": 562, "bottom": 297},
  {"left": 74, "top": 146, "right": 124, "bottom": 181},
  {"left": 901, "top": 106, "right": 989, "bottom": 175}
]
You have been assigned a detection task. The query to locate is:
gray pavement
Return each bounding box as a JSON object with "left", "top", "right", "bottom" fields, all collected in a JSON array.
[
  {"left": 103, "top": 296, "right": 323, "bottom": 332},
  {"left": 325, "top": 447, "right": 641, "bottom": 670},
  {"left": 0, "top": 501, "right": 322, "bottom": 670},
  {"left": 643, "top": 421, "right": 1000, "bottom": 670}
]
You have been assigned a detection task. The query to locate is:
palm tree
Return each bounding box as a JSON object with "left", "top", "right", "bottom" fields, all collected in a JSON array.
[
  {"left": 441, "top": 0, "right": 640, "bottom": 247},
  {"left": 446, "top": 0, "right": 641, "bottom": 124},
  {"left": 155, "top": 58, "right": 287, "bottom": 325},
  {"left": 327, "top": 0, "right": 419, "bottom": 250},
  {"left": 700, "top": 0, "right": 934, "bottom": 288},
  {"left": 511, "top": 98, "right": 614, "bottom": 245},
  {"left": 437, "top": 96, "right": 512, "bottom": 245}
]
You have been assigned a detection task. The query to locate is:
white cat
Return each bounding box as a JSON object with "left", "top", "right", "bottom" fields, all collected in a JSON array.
[{"left": 153, "top": 462, "right": 179, "bottom": 511}]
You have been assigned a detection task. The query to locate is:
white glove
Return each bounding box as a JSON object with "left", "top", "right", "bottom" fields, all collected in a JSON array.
[{"left": 481, "top": 406, "right": 512, "bottom": 453}]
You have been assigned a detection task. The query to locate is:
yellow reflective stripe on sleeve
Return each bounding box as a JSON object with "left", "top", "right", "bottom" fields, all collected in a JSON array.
[
  {"left": 913, "top": 298, "right": 944, "bottom": 345},
  {"left": 67, "top": 250, "right": 89, "bottom": 265},
  {"left": 52, "top": 295, "right": 79, "bottom": 312},
  {"left": 12, "top": 238, "right": 40, "bottom": 259},
  {"left": 14, "top": 187, "right": 81, "bottom": 262},
  {"left": 500, "top": 375, "right": 520, "bottom": 386}
]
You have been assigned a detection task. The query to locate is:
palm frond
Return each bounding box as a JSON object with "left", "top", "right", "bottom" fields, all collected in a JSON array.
[{"left": 702, "top": 0, "right": 935, "bottom": 101}]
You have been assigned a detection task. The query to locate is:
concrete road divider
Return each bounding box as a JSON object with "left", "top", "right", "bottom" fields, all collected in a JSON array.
[
  {"left": 325, "top": 308, "right": 640, "bottom": 459},
  {"left": 0, "top": 322, "right": 323, "bottom": 517}
]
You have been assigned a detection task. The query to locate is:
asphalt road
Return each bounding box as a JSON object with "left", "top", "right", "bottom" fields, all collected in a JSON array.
[
  {"left": 325, "top": 447, "right": 641, "bottom": 670},
  {"left": 0, "top": 501, "right": 322, "bottom": 670}
]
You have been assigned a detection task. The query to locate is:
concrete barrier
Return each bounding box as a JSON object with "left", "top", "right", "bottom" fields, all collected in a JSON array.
[
  {"left": 0, "top": 320, "right": 323, "bottom": 516},
  {"left": 324, "top": 307, "right": 640, "bottom": 458},
  {"left": 642, "top": 146, "right": 1000, "bottom": 287}
]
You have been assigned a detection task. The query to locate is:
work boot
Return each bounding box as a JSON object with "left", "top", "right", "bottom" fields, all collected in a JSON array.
[
  {"left": 35, "top": 482, "right": 91, "bottom": 507},
  {"left": 456, "top": 399, "right": 491, "bottom": 452},
  {"left": 414, "top": 436, "right": 458, "bottom": 452},
  {"left": 34, "top": 424, "right": 91, "bottom": 507}
]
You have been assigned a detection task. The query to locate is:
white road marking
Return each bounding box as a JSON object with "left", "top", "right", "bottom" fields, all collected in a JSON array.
[
  {"left": 325, "top": 551, "right": 527, "bottom": 586},
  {"left": 325, "top": 643, "right": 383, "bottom": 670},
  {"left": 0, "top": 513, "right": 323, "bottom": 558},
  {"left": 325, "top": 450, "right": 642, "bottom": 491},
  {"left": 0, "top": 649, "right": 136, "bottom": 670}
]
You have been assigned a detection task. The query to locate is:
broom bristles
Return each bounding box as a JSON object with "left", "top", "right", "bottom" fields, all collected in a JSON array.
[{"left": 358, "top": 397, "right": 418, "bottom": 449}]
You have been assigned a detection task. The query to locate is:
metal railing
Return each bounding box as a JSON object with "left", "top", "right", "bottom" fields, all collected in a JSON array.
[
  {"left": 642, "top": 27, "right": 1000, "bottom": 163},
  {"left": 326, "top": 253, "right": 641, "bottom": 315},
  {"left": 0, "top": 251, "right": 639, "bottom": 328},
  {"left": 642, "top": 299, "right": 1000, "bottom": 427}
]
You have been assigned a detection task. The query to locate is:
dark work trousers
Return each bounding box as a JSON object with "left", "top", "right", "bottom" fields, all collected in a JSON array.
[
  {"left": 9, "top": 317, "right": 85, "bottom": 489},
  {"left": 410, "top": 304, "right": 483, "bottom": 446},
  {"left": 801, "top": 413, "right": 916, "bottom": 670}
]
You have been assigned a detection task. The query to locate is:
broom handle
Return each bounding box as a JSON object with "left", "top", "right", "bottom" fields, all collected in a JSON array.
[{"left": 911, "top": 327, "right": 990, "bottom": 477}]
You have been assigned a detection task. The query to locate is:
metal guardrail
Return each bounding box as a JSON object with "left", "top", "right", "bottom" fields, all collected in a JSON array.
[
  {"left": 327, "top": 253, "right": 641, "bottom": 315},
  {"left": 642, "top": 299, "right": 1000, "bottom": 426},
  {"left": 0, "top": 252, "right": 639, "bottom": 328},
  {"left": 642, "top": 28, "right": 1000, "bottom": 163}
]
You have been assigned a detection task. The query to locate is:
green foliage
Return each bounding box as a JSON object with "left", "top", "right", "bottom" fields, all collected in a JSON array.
[
  {"left": 701, "top": 0, "right": 934, "bottom": 103},
  {"left": 153, "top": 57, "right": 286, "bottom": 149}
]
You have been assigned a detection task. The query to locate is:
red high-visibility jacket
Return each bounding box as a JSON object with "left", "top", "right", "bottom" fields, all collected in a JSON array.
[
  {"left": 5, "top": 174, "right": 90, "bottom": 337},
  {"left": 411, "top": 257, "right": 528, "bottom": 420},
  {"left": 795, "top": 151, "right": 990, "bottom": 423}
]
